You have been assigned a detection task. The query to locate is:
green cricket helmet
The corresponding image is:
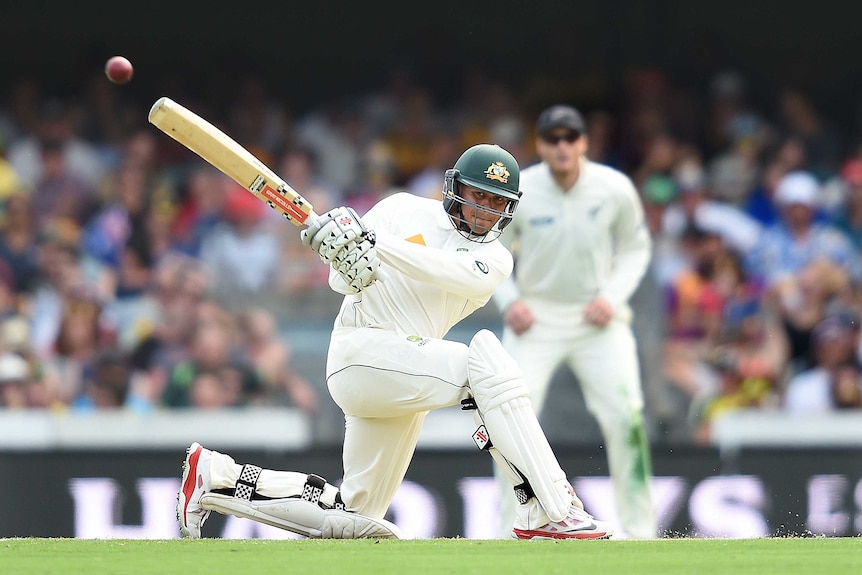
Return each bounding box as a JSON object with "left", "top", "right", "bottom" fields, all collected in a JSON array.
[{"left": 442, "top": 144, "right": 522, "bottom": 242}]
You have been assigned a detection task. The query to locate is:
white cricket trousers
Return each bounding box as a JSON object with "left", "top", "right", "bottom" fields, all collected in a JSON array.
[
  {"left": 326, "top": 326, "right": 477, "bottom": 520},
  {"left": 206, "top": 327, "right": 474, "bottom": 520},
  {"left": 498, "top": 299, "right": 657, "bottom": 539}
]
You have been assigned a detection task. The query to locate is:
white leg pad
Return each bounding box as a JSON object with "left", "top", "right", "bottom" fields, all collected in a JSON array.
[
  {"left": 200, "top": 493, "right": 401, "bottom": 539},
  {"left": 467, "top": 329, "right": 572, "bottom": 522}
]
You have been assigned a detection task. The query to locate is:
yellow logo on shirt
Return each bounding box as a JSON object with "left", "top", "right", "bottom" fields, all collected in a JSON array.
[
  {"left": 405, "top": 234, "right": 426, "bottom": 245},
  {"left": 484, "top": 162, "right": 510, "bottom": 184}
]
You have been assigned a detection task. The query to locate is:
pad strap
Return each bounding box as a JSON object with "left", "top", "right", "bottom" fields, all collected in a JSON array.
[
  {"left": 333, "top": 491, "right": 346, "bottom": 511},
  {"left": 514, "top": 481, "right": 535, "bottom": 505},
  {"left": 302, "top": 474, "right": 327, "bottom": 505},
  {"left": 235, "top": 464, "right": 262, "bottom": 501}
]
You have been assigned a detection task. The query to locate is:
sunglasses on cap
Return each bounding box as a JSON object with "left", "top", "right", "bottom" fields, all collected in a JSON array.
[{"left": 541, "top": 131, "right": 580, "bottom": 145}]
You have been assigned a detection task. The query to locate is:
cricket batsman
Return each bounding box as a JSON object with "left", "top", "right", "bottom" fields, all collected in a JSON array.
[{"left": 177, "top": 143, "right": 614, "bottom": 540}]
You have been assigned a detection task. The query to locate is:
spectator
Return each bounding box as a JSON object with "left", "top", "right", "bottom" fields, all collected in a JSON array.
[
  {"left": 693, "top": 350, "right": 774, "bottom": 444},
  {"left": 101, "top": 230, "right": 160, "bottom": 353},
  {"left": 746, "top": 171, "right": 861, "bottom": 289},
  {"left": 584, "top": 110, "right": 623, "bottom": 169},
  {"left": 81, "top": 162, "right": 152, "bottom": 274},
  {"left": 226, "top": 75, "right": 290, "bottom": 166},
  {"left": 783, "top": 315, "right": 860, "bottom": 413},
  {"left": 41, "top": 295, "right": 109, "bottom": 406},
  {"left": 70, "top": 348, "right": 131, "bottom": 411},
  {"left": 743, "top": 153, "right": 792, "bottom": 227},
  {"left": 0, "top": 78, "right": 41, "bottom": 147},
  {"left": 379, "top": 86, "right": 439, "bottom": 186},
  {"left": 690, "top": 298, "right": 789, "bottom": 442},
  {"left": 831, "top": 363, "right": 862, "bottom": 409},
  {"left": 126, "top": 255, "right": 211, "bottom": 406},
  {"left": 769, "top": 258, "right": 851, "bottom": 374},
  {"left": 0, "top": 134, "right": 24, "bottom": 205},
  {"left": 0, "top": 192, "right": 40, "bottom": 296},
  {"left": 161, "top": 319, "right": 262, "bottom": 408},
  {"left": 639, "top": 174, "right": 684, "bottom": 289},
  {"left": 199, "top": 183, "right": 280, "bottom": 307},
  {"left": 829, "top": 159, "right": 862, "bottom": 251},
  {"left": 30, "top": 138, "right": 96, "bottom": 233},
  {"left": 170, "top": 166, "right": 231, "bottom": 258},
  {"left": 28, "top": 220, "right": 102, "bottom": 358},
  {"left": 6, "top": 98, "right": 108, "bottom": 192},
  {"left": 406, "top": 128, "right": 461, "bottom": 199},
  {"left": 0, "top": 351, "right": 32, "bottom": 408},
  {"left": 342, "top": 140, "right": 400, "bottom": 216},
  {"left": 704, "top": 111, "right": 770, "bottom": 206},
  {"left": 235, "top": 307, "right": 318, "bottom": 413},
  {"left": 662, "top": 160, "right": 763, "bottom": 254},
  {"left": 664, "top": 225, "right": 727, "bottom": 343},
  {"left": 187, "top": 372, "right": 234, "bottom": 409},
  {"left": 776, "top": 87, "right": 842, "bottom": 180},
  {"left": 293, "top": 100, "right": 363, "bottom": 193}
]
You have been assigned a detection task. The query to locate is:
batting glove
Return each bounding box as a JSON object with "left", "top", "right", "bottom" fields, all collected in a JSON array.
[
  {"left": 300, "top": 206, "right": 373, "bottom": 264},
  {"left": 333, "top": 235, "right": 380, "bottom": 292}
]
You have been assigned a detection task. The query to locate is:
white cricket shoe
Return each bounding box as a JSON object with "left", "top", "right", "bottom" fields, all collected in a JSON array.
[
  {"left": 177, "top": 442, "right": 212, "bottom": 538},
  {"left": 512, "top": 505, "right": 614, "bottom": 540}
]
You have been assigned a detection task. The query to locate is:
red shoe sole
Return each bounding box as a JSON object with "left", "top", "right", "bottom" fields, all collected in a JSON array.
[
  {"left": 180, "top": 444, "right": 202, "bottom": 528},
  {"left": 513, "top": 528, "right": 610, "bottom": 540}
]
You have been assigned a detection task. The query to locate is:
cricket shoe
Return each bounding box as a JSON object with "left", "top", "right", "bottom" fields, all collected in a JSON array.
[
  {"left": 177, "top": 442, "right": 212, "bottom": 538},
  {"left": 512, "top": 505, "right": 613, "bottom": 540}
]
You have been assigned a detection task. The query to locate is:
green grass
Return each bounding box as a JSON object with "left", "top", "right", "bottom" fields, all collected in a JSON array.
[{"left": 1, "top": 537, "right": 859, "bottom": 575}]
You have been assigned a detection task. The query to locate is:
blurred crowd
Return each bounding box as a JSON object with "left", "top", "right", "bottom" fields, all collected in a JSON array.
[{"left": 1, "top": 65, "right": 862, "bottom": 443}]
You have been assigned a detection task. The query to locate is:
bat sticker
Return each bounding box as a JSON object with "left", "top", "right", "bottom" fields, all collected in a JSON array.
[{"left": 261, "top": 185, "right": 308, "bottom": 223}]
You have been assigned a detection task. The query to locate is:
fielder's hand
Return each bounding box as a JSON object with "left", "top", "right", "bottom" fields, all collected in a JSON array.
[
  {"left": 504, "top": 300, "right": 535, "bottom": 335},
  {"left": 583, "top": 296, "right": 614, "bottom": 327},
  {"left": 301, "top": 207, "right": 372, "bottom": 264}
]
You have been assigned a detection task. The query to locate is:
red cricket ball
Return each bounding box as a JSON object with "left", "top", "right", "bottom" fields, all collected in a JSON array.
[{"left": 105, "top": 56, "right": 134, "bottom": 84}]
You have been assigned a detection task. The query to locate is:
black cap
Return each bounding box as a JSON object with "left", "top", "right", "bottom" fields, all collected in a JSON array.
[{"left": 536, "top": 105, "right": 586, "bottom": 137}]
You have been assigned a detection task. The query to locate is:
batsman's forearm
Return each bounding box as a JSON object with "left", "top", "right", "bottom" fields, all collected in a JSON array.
[{"left": 374, "top": 230, "right": 509, "bottom": 300}]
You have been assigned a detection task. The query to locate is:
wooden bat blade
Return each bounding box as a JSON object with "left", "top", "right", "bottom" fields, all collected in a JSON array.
[{"left": 148, "top": 96, "right": 315, "bottom": 226}]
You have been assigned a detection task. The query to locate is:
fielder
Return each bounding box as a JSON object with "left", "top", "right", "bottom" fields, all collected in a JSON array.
[
  {"left": 178, "top": 144, "right": 613, "bottom": 540},
  {"left": 492, "top": 106, "right": 657, "bottom": 539}
]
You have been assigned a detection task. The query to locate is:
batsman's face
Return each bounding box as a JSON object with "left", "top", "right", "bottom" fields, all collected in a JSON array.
[
  {"left": 460, "top": 186, "right": 507, "bottom": 233},
  {"left": 537, "top": 130, "right": 587, "bottom": 173}
]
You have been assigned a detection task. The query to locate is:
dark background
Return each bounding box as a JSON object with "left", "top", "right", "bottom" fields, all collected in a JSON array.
[{"left": 3, "top": 2, "right": 862, "bottom": 131}]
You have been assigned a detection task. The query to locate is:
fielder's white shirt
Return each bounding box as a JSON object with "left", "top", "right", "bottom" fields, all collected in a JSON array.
[
  {"left": 329, "top": 192, "right": 513, "bottom": 338},
  {"left": 493, "top": 159, "right": 651, "bottom": 314}
]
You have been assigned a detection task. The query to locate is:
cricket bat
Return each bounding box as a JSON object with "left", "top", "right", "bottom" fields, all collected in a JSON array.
[{"left": 148, "top": 96, "right": 316, "bottom": 226}]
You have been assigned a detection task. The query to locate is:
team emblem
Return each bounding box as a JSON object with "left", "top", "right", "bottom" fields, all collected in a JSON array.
[{"left": 484, "top": 162, "right": 510, "bottom": 184}]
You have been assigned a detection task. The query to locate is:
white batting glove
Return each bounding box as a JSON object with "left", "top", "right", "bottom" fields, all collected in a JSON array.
[
  {"left": 300, "top": 207, "right": 370, "bottom": 264},
  {"left": 333, "top": 236, "right": 381, "bottom": 292}
]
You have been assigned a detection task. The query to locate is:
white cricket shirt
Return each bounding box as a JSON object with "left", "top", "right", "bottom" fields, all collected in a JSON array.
[
  {"left": 329, "top": 192, "right": 513, "bottom": 338},
  {"left": 492, "top": 159, "right": 651, "bottom": 313}
]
